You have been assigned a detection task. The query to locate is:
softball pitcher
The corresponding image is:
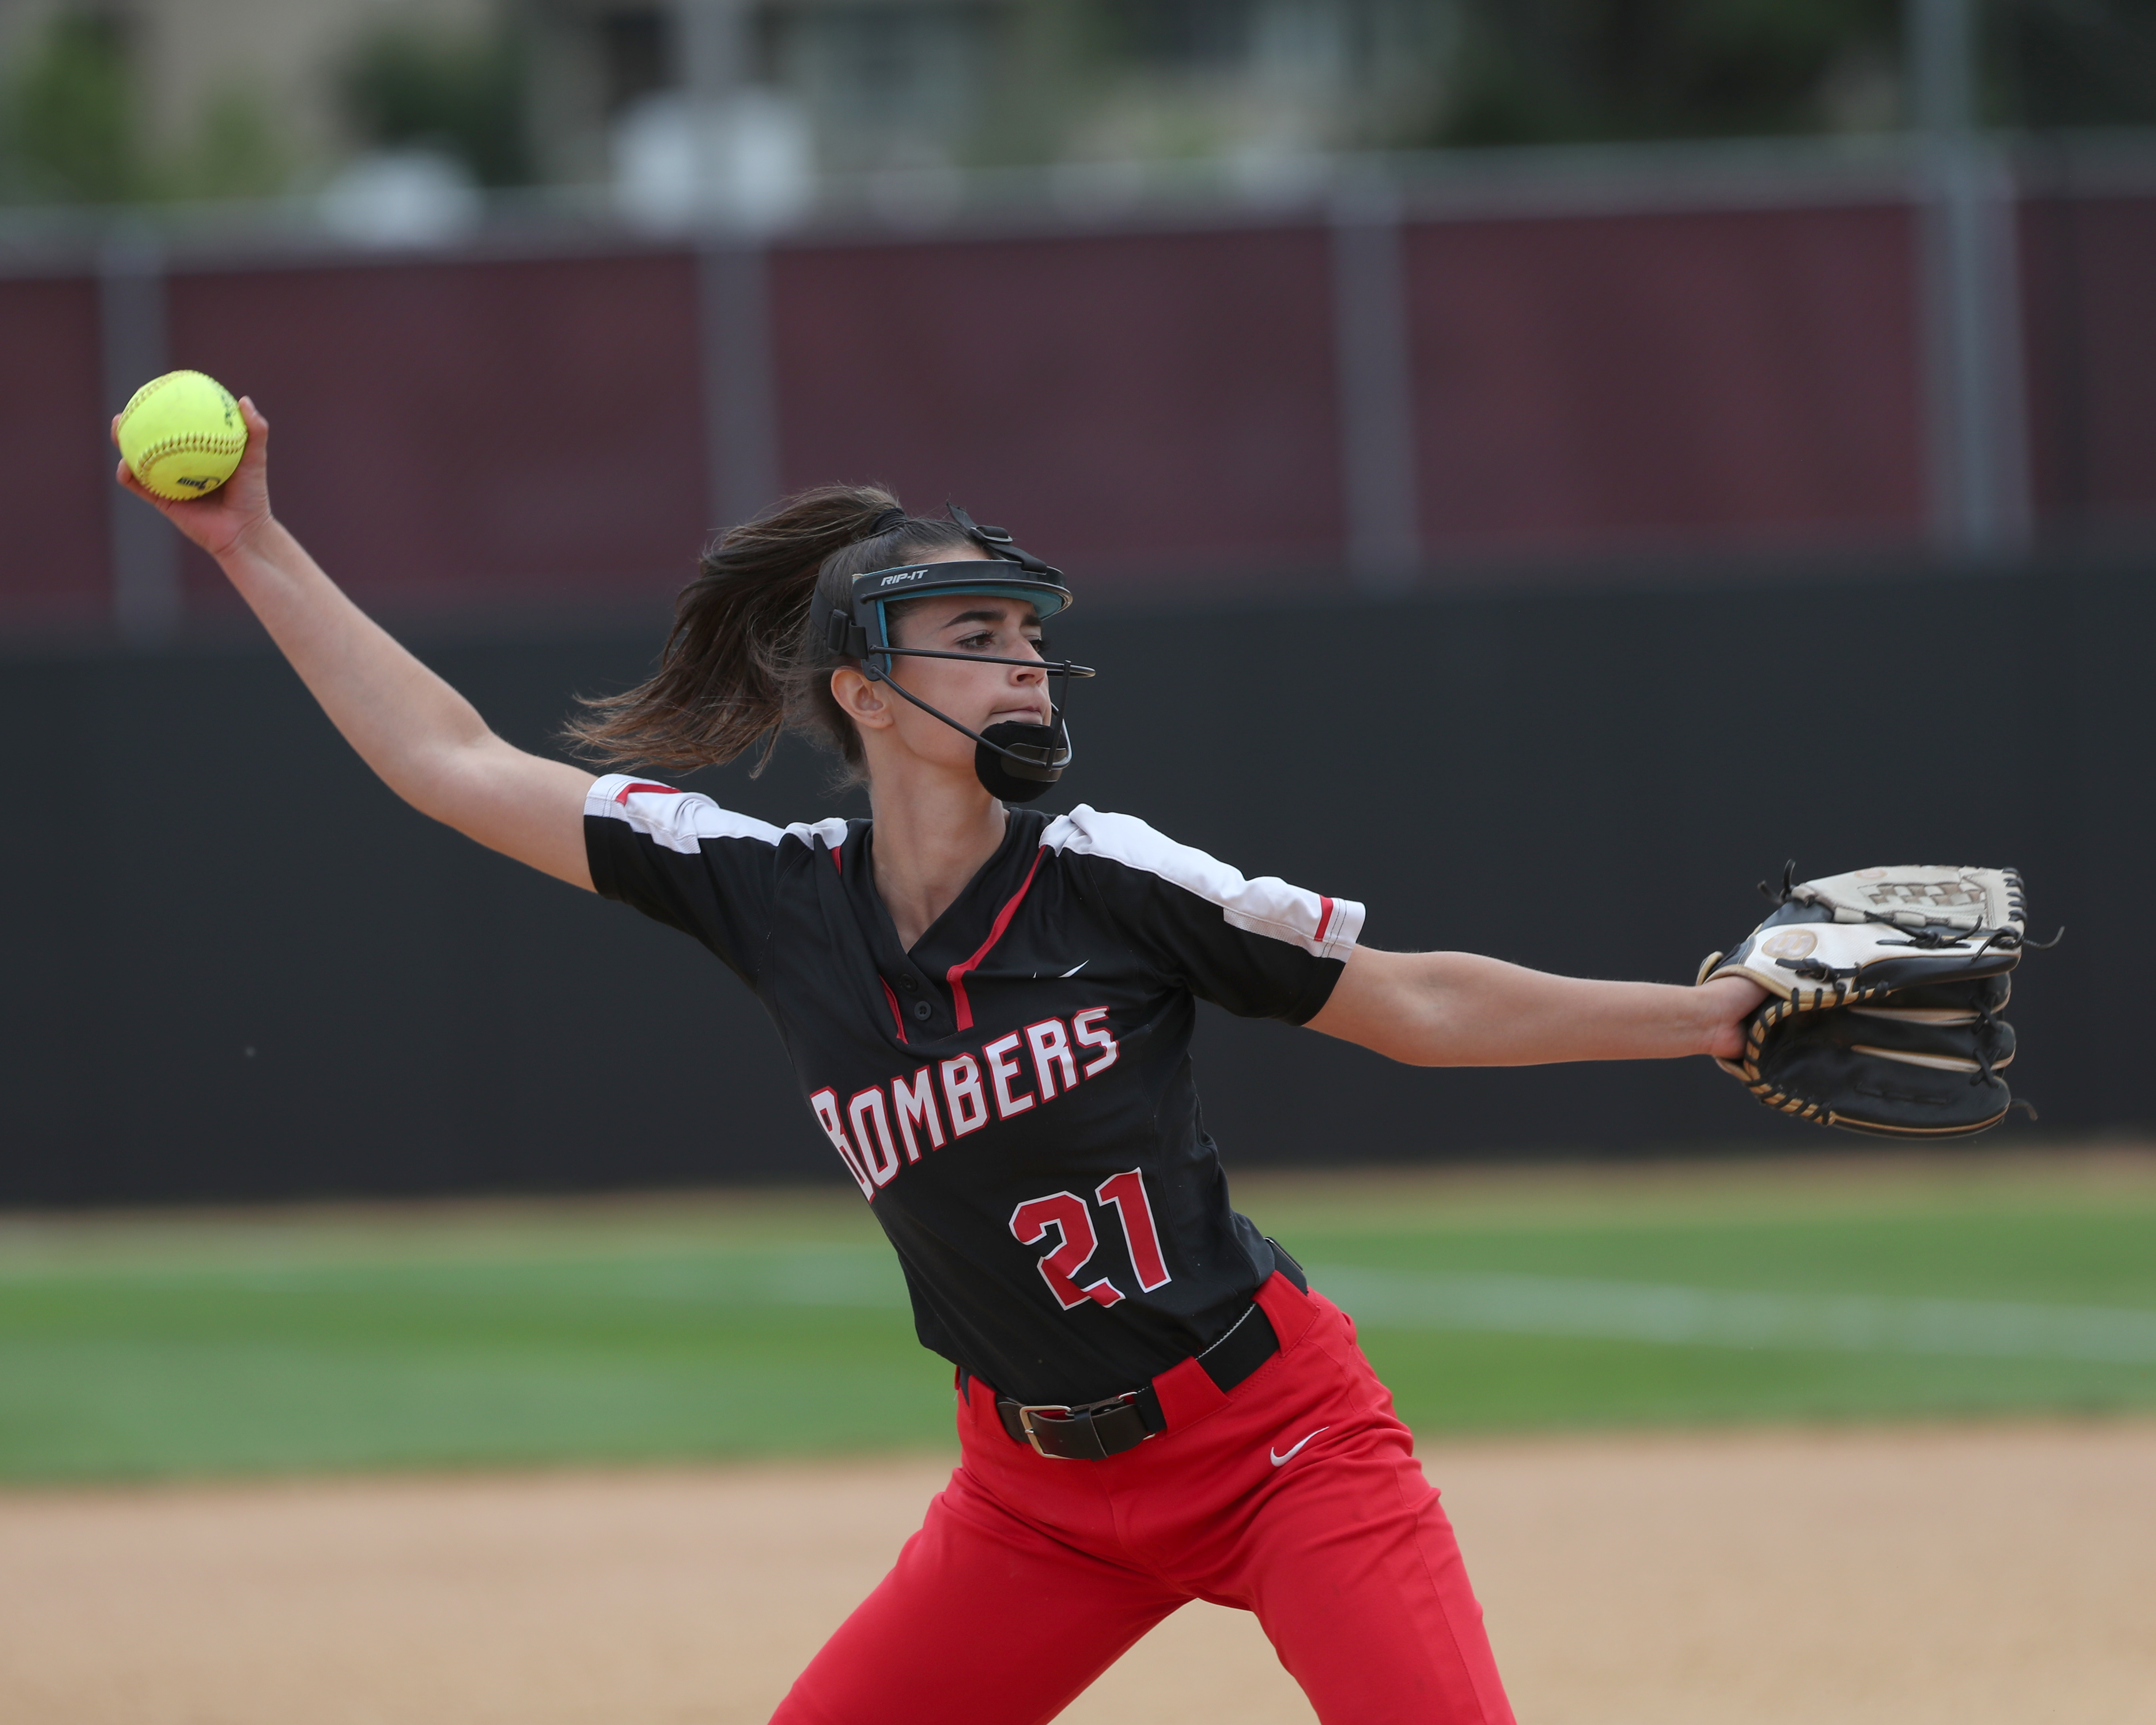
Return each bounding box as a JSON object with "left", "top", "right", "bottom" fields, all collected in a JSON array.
[{"left": 117, "top": 399, "right": 1766, "bottom": 1724}]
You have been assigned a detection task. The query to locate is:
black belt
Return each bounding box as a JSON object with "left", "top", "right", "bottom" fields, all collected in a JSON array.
[{"left": 985, "top": 1242, "right": 1307, "bottom": 1462}]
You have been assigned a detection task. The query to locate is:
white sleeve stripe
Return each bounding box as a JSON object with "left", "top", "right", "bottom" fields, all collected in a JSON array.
[
  {"left": 586, "top": 772, "right": 846, "bottom": 858},
  {"left": 1042, "top": 805, "right": 1363, "bottom": 961},
  {"left": 791, "top": 816, "right": 854, "bottom": 851}
]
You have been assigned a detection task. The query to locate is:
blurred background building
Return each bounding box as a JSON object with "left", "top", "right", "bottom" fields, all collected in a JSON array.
[
  {"left": 3, "top": 0, "right": 2155, "bottom": 1199},
  {"left": 0, "top": 0, "right": 1449, "bottom": 211},
  {"left": 13, "top": 0, "right": 2150, "bottom": 215}
]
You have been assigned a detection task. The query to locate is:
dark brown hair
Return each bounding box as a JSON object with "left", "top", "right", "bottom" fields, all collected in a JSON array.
[{"left": 564, "top": 484, "right": 972, "bottom": 782}]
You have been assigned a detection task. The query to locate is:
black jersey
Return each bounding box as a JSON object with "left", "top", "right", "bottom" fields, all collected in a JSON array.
[{"left": 584, "top": 773, "right": 1364, "bottom": 1406}]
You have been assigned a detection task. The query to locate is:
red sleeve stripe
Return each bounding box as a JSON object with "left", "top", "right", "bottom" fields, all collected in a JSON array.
[
  {"left": 614, "top": 781, "right": 679, "bottom": 803},
  {"left": 879, "top": 977, "right": 909, "bottom": 1044},
  {"left": 1314, "top": 895, "right": 1335, "bottom": 944},
  {"left": 946, "top": 845, "right": 1049, "bottom": 1033}
]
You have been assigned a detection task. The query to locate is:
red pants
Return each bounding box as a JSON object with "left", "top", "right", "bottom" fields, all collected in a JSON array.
[{"left": 773, "top": 1274, "right": 1515, "bottom": 1725}]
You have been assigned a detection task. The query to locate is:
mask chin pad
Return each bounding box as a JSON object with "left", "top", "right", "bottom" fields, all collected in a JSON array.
[{"left": 975, "top": 720, "right": 1064, "bottom": 803}]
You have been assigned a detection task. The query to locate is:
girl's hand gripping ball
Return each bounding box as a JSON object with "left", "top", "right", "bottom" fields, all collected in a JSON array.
[{"left": 115, "top": 370, "right": 248, "bottom": 501}]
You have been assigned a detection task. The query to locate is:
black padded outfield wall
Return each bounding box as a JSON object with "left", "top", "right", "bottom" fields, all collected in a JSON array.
[{"left": 0, "top": 557, "right": 2143, "bottom": 1204}]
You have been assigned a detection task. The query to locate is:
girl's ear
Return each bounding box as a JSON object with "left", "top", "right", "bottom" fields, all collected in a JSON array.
[{"left": 830, "top": 666, "right": 896, "bottom": 731}]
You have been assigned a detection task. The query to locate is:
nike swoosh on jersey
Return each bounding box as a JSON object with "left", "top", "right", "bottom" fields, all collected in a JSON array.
[
  {"left": 1269, "top": 1426, "right": 1328, "bottom": 1466},
  {"left": 1061, "top": 960, "right": 1088, "bottom": 976}
]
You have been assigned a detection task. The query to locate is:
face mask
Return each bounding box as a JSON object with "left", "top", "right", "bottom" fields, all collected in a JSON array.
[{"left": 814, "top": 505, "right": 1094, "bottom": 802}]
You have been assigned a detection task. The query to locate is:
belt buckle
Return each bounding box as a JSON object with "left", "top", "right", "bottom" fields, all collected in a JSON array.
[
  {"left": 1016, "top": 1402, "right": 1075, "bottom": 1459},
  {"left": 1017, "top": 1391, "right": 1138, "bottom": 1460}
]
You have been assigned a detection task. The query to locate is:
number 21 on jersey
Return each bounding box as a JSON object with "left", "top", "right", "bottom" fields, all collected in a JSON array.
[{"left": 1009, "top": 1169, "right": 1171, "bottom": 1310}]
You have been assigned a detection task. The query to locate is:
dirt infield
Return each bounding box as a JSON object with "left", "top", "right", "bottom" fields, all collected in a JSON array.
[{"left": 4, "top": 1421, "right": 2151, "bottom": 1725}]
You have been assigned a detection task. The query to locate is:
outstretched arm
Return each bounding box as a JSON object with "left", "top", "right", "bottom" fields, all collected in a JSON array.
[
  {"left": 1306, "top": 946, "right": 1766, "bottom": 1066},
  {"left": 114, "top": 398, "right": 596, "bottom": 889}
]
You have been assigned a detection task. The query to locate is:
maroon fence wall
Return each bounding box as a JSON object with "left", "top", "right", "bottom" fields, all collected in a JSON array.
[
  {"left": 773, "top": 225, "right": 1347, "bottom": 584},
  {"left": 165, "top": 253, "right": 708, "bottom": 619},
  {"left": 1404, "top": 204, "right": 1926, "bottom": 556},
  {"left": 2020, "top": 192, "right": 2156, "bottom": 533},
  {"left": 2, "top": 276, "right": 109, "bottom": 632},
  {"left": 6, "top": 181, "right": 2155, "bottom": 636}
]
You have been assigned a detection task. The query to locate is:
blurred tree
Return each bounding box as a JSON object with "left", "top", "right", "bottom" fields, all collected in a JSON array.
[
  {"left": 981, "top": 0, "right": 1112, "bottom": 166},
  {"left": 182, "top": 88, "right": 291, "bottom": 200},
  {"left": 339, "top": 16, "right": 533, "bottom": 186},
  {"left": 1430, "top": 0, "right": 1903, "bottom": 146},
  {"left": 2002, "top": 0, "right": 2156, "bottom": 127},
  {"left": 0, "top": 10, "right": 139, "bottom": 202}
]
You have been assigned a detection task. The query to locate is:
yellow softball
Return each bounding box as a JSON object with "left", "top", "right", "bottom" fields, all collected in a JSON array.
[{"left": 117, "top": 370, "right": 247, "bottom": 501}]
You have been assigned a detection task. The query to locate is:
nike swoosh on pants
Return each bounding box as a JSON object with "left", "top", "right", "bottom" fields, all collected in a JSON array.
[{"left": 1269, "top": 1426, "right": 1328, "bottom": 1466}]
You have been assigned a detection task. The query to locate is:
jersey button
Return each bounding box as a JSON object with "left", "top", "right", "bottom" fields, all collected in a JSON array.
[
  {"left": 910, "top": 1000, "right": 932, "bottom": 1022},
  {"left": 898, "top": 975, "right": 917, "bottom": 991}
]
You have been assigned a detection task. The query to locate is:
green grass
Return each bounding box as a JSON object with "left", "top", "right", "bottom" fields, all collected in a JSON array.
[{"left": 2, "top": 1152, "right": 2154, "bottom": 1482}]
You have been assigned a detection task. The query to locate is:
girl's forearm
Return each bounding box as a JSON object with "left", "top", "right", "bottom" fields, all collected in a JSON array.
[
  {"left": 219, "top": 521, "right": 496, "bottom": 819},
  {"left": 117, "top": 399, "right": 591, "bottom": 885},
  {"left": 1399, "top": 954, "right": 1737, "bottom": 1065},
  {"left": 1313, "top": 947, "right": 1759, "bottom": 1067},
  {"left": 215, "top": 522, "right": 595, "bottom": 889}
]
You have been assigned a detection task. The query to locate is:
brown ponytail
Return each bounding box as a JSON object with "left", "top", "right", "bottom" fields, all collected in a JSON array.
[{"left": 563, "top": 483, "right": 972, "bottom": 781}]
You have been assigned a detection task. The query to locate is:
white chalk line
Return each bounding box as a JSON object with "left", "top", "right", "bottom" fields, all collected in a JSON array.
[
  {"left": 1306, "top": 1265, "right": 2156, "bottom": 1364},
  {"left": 13, "top": 1246, "right": 2156, "bottom": 1363},
  {"left": 626, "top": 1253, "right": 2156, "bottom": 1365}
]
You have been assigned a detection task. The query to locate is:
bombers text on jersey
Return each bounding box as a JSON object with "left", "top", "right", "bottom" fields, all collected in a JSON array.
[{"left": 585, "top": 775, "right": 1362, "bottom": 1406}]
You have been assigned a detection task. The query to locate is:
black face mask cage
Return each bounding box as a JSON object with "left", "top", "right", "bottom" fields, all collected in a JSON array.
[{"left": 815, "top": 506, "right": 1095, "bottom": 802}]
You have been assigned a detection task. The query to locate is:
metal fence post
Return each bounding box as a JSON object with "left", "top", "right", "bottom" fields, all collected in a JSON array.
[
  {"left": 698, "top": 235, "right": 778, "bottom": 532},
  {"left": 1909, "top": 0, "right": 2033, "bottom": 559},
  {"left": 1330, "top": 169, "right": 1422, "bottom": 592},
  {"left": 98, "top": 222, "right": 182, "bottom": 642}
]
